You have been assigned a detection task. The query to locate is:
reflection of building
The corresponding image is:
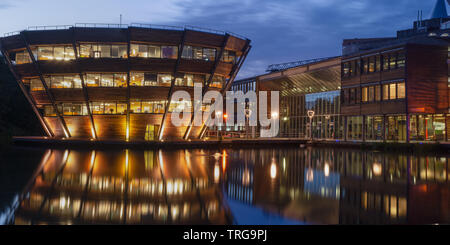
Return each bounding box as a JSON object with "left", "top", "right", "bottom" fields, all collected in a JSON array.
[
  {"left": 14, "top": 149, "right": 229, "bottom": 225},
  {"left": 0, "top": 24, "right": 250, "bottom": 141}
]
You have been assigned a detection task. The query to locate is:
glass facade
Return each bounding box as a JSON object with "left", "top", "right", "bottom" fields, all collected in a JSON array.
[{"left": 280, "top": 90, "right": 343, "bottom": 139}]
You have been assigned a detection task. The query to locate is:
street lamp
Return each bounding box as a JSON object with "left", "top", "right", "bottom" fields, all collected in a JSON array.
[{"left": 307, "top": 110, "right": 315, "bottom": 141}]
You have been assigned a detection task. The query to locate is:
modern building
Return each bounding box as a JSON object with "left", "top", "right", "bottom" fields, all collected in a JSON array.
[
  {"left": 233, "top": 56, "right": 342, "bottom": 140},
  {"left": 0, "top": 24, "right": 250, "bottom": 141},
  {"left": 341, "top": 0, "right": 450, "bottom": 143}
]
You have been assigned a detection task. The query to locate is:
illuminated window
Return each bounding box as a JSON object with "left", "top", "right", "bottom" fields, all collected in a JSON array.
[
  {"left": 362, "top": 87, "right": 368, "bottom": 102},
  {"left": 368, "top": 57, "right": 375, "bottom": 73},
  {"left": 114, "top": 74, "right": 128, "bottom": 87},
  {"left": 15, "top": 50, "right": 32, "bottom": 64},
  {"left": 47, "top": 75, "right": 82, "bottom": 89},
  {"left": 104, "top": 103, "right": 116, "bottom": 114},
  {"left": 185, "top": 74, "right": 194, "bottom": 87},
  {"left": 130, "top": 101, "right": 142, "bottom": 113},
  {"left": 222, "top": 50, "right": 236, "bottom": 63},
  {"left": 383, "top": 84, "right": 389, "bottom": 100},
  {"left": 362, "top": 58, "right": 368, "bottom": 74},
  {"left": 203, "top": 48, "right": 216, "bottom": 61},
  {"left": 90, "top": 102, "right": 105, "bottom": 114},
  {"left": 210, "top": 76, "right": 225, "bottom": 88},
  {"left": 144, "top": 73, "right": 158, "bottom": 86},
  {"left": 54, "top": 47, "right": 65, "bottom": 60},
  {"left": 37, "top": 46, "right": 54, "bottom": 60},
  {"left": 389, "top": 53, "right": 397, "bottom": 69},
  {"left": 130, "top": 73, "right": 144, "bottom": 86},
  {"left": 158, "top": 74, "right": 172, "bottom": 87},
  {"left": 182, "top": 46, "right": 193, "bottom": 59},
  {"left": 44, "top": 105, "right": 57, "bottom": 116},
  {"left": 342, "top": 62, "right": 350, "bottom": 77},
  {"left": 397, "top": 82, "right": 405, "bottom": 99},
  {"left": 117, "top": 103, "right": 127, "bottom": 114},
  {"left": 389, "top": 83, "right": 397, "bottom": 100},
  {"left": 142, "top": 102, "right": 154, "bottom": 113},
  {"left": 383, "top": 55, "right": 389, "bottom": 71},
  {"left": 79, "top": 44, "right": 126, "bottom": 58},
  {"left": 368, "top": 86, "right": 375, "bottom": 102},
  {"left": 100, "top": 74, "right": 114, "bottom": 87},
  {"left": 169, "top": 100, "right": 192, "bottom": 112},
  {"left": 62, "top": 103, "right": 87, "bottom": 116},
  {"left": 193, "top": 47, "right": 203, "bottom": 59},
  {"left": 375, "top": 56, "right": 381, "bottom": 72},
  {"left": 30, "top": 78, "right": 44, "bottom": 91},
  {"left": 397, "top": 52, "right": 405, "bottom": 68}
]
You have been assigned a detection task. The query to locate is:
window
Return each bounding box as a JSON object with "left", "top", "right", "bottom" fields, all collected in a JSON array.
[
  {"left": 182, "top": 46, "right": 193, "bottom": 59},
  {"left": 222, "top": 50, "right": 236, "bottom": 63},
  {"left": 383, "top": 84, "right": 389, "bottom": 100},
  {"left": 130, "top": 101, "right": 142, "bottom": 113},
  {"left": 29, "top": 78, "right": 44, "bottom": 91},
  {"left": 104, "top": 103, "right": 116, "bottom": 114},
  {"left": 32, "top": 46, "right": 75, "bottom": 61},
  {"left": 368, "top": 57, "right": 375, "bottom": 73},
  {"left": 62, "top": 103, "right": 88, "bottom": 116},
  {"left": 363, "top": 58, "right": 368, "bottom": 74},
  {"left": 362, "top": 87, "right": 368, "bottom": 102},
  {"left": 148, "top": 46, "right": 161, "bottom": 58},
  {"left": 368, "top": 86, "right": 375, "bottom": 102},
  {"left": 131, "top": 101, "right": 166, "bottom": 113},
  {"left": 210, "top": 76, "right": 225, "bottom": 88},
  {"left": 44, "top": 105, "right": 57, "bottom": 116},
  {"left": 47, "top": 75, "right": 82, "bottom": 89},
  {"left": 389, "top": 53, "right": 397, "bottom": 69},
  {"left": 15, "top": 50, "right": 32, "bottom": 64},
  {"left": 383, "top": 55, "right": 389, "bottom": 71},
  {"left": 84, "top": 74, "right": 127, "bottom": 87},
  {"left": 158, "top": 74, "right": 172, "bottom": 86},
  {"left": 375, "top": 56, "right": 381, "bottom": 72},
  {"left": 397, "top": 52, "right": 405, "bottom": 68},
  {"left": 203, "top": 48, "right": 216, "bottom": 61},
  {"left": 79, "top": 44, "right": 127, "bottom": 58},
  {"left": 343, "top": 62, "right": 350, "bottom": 77},
  {"left": 193, "top": 47, "right": 203, "bottom": 59},
  {"left": 91, "top": 102, "right": 105, "bottom": 114},
  {"left": 169, "top": 100, "right": 192, "bottom": 112},
  {"left": 389, "top": 83, "right": 397, "bottom": 100},
  {"left": 397, "top": 82, "right": 405, "bottom": 99},
  {"left": 130, "top": 73, "right": 144, "bottom": 86},
  {"left": 161, "top": 46, "right": 178, "bottom": 59},
  {"left": 90, "top": 102, "right": 126, "bottom": 114},
  {"left": 37, "top": 46, "right": 54, "bottom": 60},
  {"left": 375, "top": 85, "right": 381, "bottom": 101}
]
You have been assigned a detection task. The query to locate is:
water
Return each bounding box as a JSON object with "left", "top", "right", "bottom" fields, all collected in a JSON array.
[{"left": 0, "top": 146, "right": 449, "bottom": 225}]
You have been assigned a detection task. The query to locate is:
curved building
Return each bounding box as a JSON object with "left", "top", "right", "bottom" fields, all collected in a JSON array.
[{"left": 0, "top": 24, "right": 250, "bottom": 141}]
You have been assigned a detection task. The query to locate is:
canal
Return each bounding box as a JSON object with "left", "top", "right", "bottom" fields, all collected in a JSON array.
[{"left": 0, "top": 146, "right": 449, "bottom": 225}]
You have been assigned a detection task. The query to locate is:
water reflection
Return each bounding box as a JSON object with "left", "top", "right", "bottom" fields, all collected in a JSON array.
[{"left": 6, "top": 147, "right": 450, "bottom": 225}]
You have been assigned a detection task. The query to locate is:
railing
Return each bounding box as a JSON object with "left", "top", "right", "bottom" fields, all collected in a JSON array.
[
  {"left": 75, "top": 23, "right": 128, "bottom": 29},
  {"left": 130, "top": 23, "right": 183, "bottom": 31},
  {"left": 28, "top": 25, "right": 73, "bottom": 31},
  {"left": 266, "top": 56, "right": 340, "bottom": 73},
  {"left": 3, "top": 23, "right": 248, "bottom": 40}
]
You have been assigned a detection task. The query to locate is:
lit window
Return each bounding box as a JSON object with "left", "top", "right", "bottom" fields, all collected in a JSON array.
[
  {"left": 389, "top": 83, "right": 396, "bottom": 100},
  {"left": 15, "top": 50, "right": 32, "bottom": 64},
  {"left": 161, "top": 46, "right": 178, "bottom": 59},
  {"left": 158, "top": 74, "right": 172, "bottom": 86},
  {"left": 368, "top": 86, "right": 375, "bottom": 102},
  {"left": 397, "top": 82, "right": 405, "bottom": 99},
  {"left": 30, "top": 78, "right": 44, "bottom": 91},
  {"left": 130, "top": 101, "right": 142, "bottom": 113},
  {"left": 389, "top": 54, "right": 397, "bottom": 69},
  {"left": 362, "top": 87, "right": 368, "bottom": 102},
  {"left": 383, "top": 55, "right": 389, "bottom": 71},
  {"left": 203, "top": 48, "right": 216, "bottom": 61},
  {"left": 383, "top": 84, "right": 389, "bottom": 100},
  {"left": 397, "top": 52, "right": 405, "bottom": 68},
  {"left": 130, "top": 73, "right": 144, "bottom": 86},
  {"left": 182, "top": 46, "right": 193, "bottom": 59},
  {"left": 375, "top": 85, "right": 381, "bottom": 101},
  {"left": 91, "top": 102, "right": 105, "bottom": 114},
  {"left": 104, "top": 103, "right": 116, "bottom": 114}
]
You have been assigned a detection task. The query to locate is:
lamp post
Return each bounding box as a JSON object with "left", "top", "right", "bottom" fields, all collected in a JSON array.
[
  {"left": 307, "top": 110, "right": 315, "bottom": 141},
  {"left": 245, "top": 108, "right": 252, "bottom": 139}
]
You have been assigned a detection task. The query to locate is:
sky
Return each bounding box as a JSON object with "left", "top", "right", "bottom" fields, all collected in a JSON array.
[{"left": 0, "top": 0, "right": 444, "bottom": 79}]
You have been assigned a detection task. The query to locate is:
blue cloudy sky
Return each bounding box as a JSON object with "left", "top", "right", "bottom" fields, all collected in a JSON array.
[{"left": 0, "top": 0, "right": 445, "bottom": 79}]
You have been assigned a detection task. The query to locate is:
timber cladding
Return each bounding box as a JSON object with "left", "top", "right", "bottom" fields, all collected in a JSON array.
[{"left": 0, "top": 25, "right": 250, "bottom": 140}]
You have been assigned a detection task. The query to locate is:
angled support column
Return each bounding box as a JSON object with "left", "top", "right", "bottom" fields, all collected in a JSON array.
[
  {"left": 0, "top": 42, "right": 53, "bottom": 137},
  {"left": 71, "top": 29, "right": 98, "bottom": 139},
  {"left": 199, "top": 41, "right": 252, "bottom": 139},
  {"left": 157, "top": 30, "right": 187, "bottom": 141},
  {"left": 183, "top": 34, "right": 230, "bottom": 140},
  {"left": 20, "top": 31, "right": 71, "bottom": 138}
]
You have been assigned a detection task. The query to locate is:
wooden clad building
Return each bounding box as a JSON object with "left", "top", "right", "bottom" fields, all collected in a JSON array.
[{"left": 0, "top": 24, "right": 250, "bottom": 141}]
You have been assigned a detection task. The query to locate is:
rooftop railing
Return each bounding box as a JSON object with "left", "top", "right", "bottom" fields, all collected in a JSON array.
[
  {"left": 2, "top": 23, "right": 248, "bottom": 40},
  {"left": 266, "top": 56, "right": 340, "bottom": 73}
]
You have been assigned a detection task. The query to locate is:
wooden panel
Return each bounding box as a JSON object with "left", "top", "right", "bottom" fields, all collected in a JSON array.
[
  {"left": 407, "top": 44, "right": 448, "bottom": 114},
  {"left": 129, "top": 27, "right": 182, "bottom": 45},
  {"left": 341, "top": 105, "right": 360, "bottom": 116},
  {"left": 162, "top": 113, "right": 193, "bottom": 139},
  {"left": 74, "top": 28, "right": 128, "bottom": 43},
  {"left": 380, "top": 68, "right": 405, "bottom": 81},
  {"left": 130, "top": 58, "right": 175, "bottom": 73},
  {"left": 185, "top": 30, "right": 224, "bottom": 48},
  {"left": 79, "top": 58, "right": 128, "bottom": 73},
  {"left": 178, "top": 59, "right": 214, "bottom": 74},
  {"left": 360, "top": 103, "right": 382, "bottom": 115},
  {"left": 214, "top": 62, "right": 233, "bottom": 77},
  {"left": 225, "top": 36, "right": 247, "bottom": 53},
  {"left": 52, "top": 89, "right": 85, "bottom": 102},
  {"left": 26, "top": 30, "right": 72, "bottom": 45},
  {"left": 15, "top": 64, "right": 38, "bottom": 77},
  {"left": 31, "top": 91, "right": 50, "bottom": 104},
  {"left": 93, "top": 115, "right": 127, "bottom": 139},
  {"left": 1, "top": 35, "right": 24, "bottom": 51},
  {"left": 38, "top": 60, "right": 78, "bottom": 74},
  {"left": 87, "top": 88, "right": 127, "bottom": 101},
  {"left": 64, "top": 116, "right": 92, "bottom": 138},
  {"left": 44, "top": 117, "right": 65, "bottom": 137},
  {"left": 130, "top": 87, "right": 170, "bottom": 100},
  {"left": 361, "top": 72, "right": 381, "bottom": 85},
  {"left": 380, "top": 101, "right": 406, "bottom": 114},
  {"left": 129, "top": 114, "right": 163, "bottom": 140},
  {"left": 341, "top": 76, "right": 360, "bottom": 87}
]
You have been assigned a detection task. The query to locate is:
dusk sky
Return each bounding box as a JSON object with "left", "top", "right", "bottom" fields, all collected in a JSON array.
[{"left": 0, "top": 0, "right": 444, "bottom": 79}]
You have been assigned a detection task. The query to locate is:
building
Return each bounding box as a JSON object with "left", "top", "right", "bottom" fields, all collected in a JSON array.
[
  {"left": 0, "top": 24, "right": 250, "bottom": 141},
  {"left": 233, "top": 56, "right": 342, "bottom": 140},
  {"left": 341, "top": 0, "right": 450, "bottom": 143}
]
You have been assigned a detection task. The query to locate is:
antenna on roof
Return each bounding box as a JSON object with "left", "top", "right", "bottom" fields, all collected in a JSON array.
[{"left": 120, "top": 14, "right": 122, "bottom": 25}]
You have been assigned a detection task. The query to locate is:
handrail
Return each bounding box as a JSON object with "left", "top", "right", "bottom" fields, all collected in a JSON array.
[
  {"left": 3, "top": 23, "right": 248, "bottom": 40},
  {"left": 28, "top": 25, "right": 73, "bottom": 31},
  {"left": 75, "top": 23, "right": 128, "bottom": 28}
]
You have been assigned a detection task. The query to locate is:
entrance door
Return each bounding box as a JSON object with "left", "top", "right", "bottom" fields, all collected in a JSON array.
[{"left": 145, "top": 124, "right": 156, "bottom": 141}]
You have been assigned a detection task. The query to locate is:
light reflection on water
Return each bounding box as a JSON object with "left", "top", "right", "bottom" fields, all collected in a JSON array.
[{"left": 1, "top": 147, "right": 449, "bottom": 225}]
